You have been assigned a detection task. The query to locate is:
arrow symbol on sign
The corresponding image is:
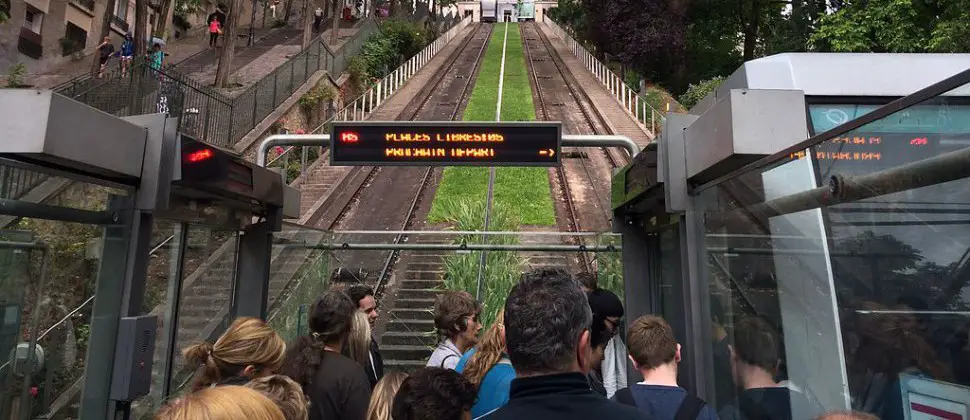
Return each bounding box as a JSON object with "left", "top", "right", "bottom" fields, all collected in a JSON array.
[{"left": 540, "top": 149, "right": 556, "bottom": 157}]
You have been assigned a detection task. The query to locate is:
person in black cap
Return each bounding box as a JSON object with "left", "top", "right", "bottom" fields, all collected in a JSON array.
[{"left": 586, "top": 288, "right": 627, "bottom": 397}]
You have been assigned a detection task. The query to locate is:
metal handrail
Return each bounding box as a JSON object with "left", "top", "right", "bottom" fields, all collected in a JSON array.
[{"left": 544, "top": 18, "right": 667, "bottom": 134}]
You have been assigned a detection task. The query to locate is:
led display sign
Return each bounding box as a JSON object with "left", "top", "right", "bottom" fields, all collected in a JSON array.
[{"left": 330, "top": 122, "right": 562, "bottom": 166}]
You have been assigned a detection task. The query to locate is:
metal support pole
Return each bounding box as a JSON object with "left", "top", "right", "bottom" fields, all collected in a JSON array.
[
  {"left": 277, "top": 242, "right": 621, "bottom": 252},
  {"left": 249, "top": 0, "right": 258, "bottom": 46},
  {"left": 232, "top": 220, "right": 273, "bottom": 318}
]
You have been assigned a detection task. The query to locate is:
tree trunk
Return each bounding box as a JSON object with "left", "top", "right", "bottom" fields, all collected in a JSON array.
[
  {"left": 134, "top": 0, "right": 148, "bottom": 56},
  {"left": 741, "top": 0, "right": 761, "bottom": 61},
  {"left": 154, "top": 0, "right": 175, "bottom": 40},
  {"left": 330, "top": 0, "right": 339, "bottom": 45},
  {"left": 92, "top": 0, "right": 118, "bottom": 74},
  {"left": 215, "top": 0, "right": 244, "bottom": 87},
  {"left": 301, "top": 0, "right": 312, "bottom": 47},
  {"left": 284, "top": 0, "right": 296, "bottom": 22}
]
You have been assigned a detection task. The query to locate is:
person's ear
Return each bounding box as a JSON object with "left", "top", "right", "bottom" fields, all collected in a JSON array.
[
  {"left": 628, "top": 354, "right": 640, "bottom": 370},
  {"left": 577, "top": 329, "right": 591, "bottom": 374},
  {"left": 242, "top": 365, "right": 257, "bottom": 377},
  {"left": 675, "top": 344, "right": 682, "bottom": 363}
]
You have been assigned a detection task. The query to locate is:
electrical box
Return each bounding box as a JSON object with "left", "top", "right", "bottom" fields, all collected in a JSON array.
[{"left": 109, "top": 315, "right": 157, "bottom": 402}]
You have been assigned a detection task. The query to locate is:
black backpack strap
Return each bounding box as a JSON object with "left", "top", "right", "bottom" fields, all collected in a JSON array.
[
  {"left": 613, "top": 388, "right": 637, "bottom": 407},
  {"left": 674, "top": 394, "right": 707, "bottom": 420},
  {"left": 439, "top": 354, "right": 458, "bottom": 368}
]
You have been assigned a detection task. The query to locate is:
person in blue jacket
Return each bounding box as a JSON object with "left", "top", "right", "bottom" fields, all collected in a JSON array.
[
  {"left": 119, "top": 32, "right": 135, "bottom": 77},
  {"left": 456, "top": 309, "right": 516, "bottom": 419}
]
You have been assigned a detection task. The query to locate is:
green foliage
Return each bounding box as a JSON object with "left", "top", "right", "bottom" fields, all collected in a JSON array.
[
  {"left": 358, "top": 19, "right": 427, "bottom": 80},
  {"left": 679, "top": 76, "right": 725, "bottom": 110},
  {"left": 438, "top": 199, "right": 524, "bottom": 331},
  {"left": 347, "top": 55, "right": 370, "bottom": 90},
  {"left": 299, "top": 84, "right": 338, "bottom": 112},
  {"left": 175, "top": 0, "right": 206, "bottom": 21},
  {"left": 811, "top": 0, "right": 929, "bottom": 52},
  {"left": 6, "top": 63, "right": 27, "bottom": 88}
]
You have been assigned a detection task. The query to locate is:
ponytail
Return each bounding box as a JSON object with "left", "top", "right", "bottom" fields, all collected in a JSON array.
[{"left": 183, "top": 341, "right": 224, "bottom": 391}]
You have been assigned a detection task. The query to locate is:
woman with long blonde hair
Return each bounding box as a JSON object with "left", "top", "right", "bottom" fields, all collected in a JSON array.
[
  {"left": 344, "top": 310, "right": 372, "bottom": 368},
  {"left": 154, "top": 385, "right": 284, "bottom": 420},
  {"left": 182, "top": 317, "right": 286, "bottom": 390},
  {"left": 365, "top": 371, "right": 408, "bottom": 420},
  {"left": 456, "top": 309, "right": 515, "bottom": 418}
]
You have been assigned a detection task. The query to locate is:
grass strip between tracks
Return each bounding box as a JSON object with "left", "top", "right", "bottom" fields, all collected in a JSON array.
[{"left": 428, "top": 23, "right": 555, "bottom": 226}]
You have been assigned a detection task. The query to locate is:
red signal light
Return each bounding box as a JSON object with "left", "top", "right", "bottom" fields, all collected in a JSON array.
[
  {"left": 340, "top": 132, "right": 360, "bottom": 144},
  {"left": 186, "top": 148, "right": 215, "bottom": 163}
]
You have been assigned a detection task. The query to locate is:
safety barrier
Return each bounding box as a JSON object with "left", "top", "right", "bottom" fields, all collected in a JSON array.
[
  {"left": 53, "top": 18, "right": 380, "bottom": 149},
  {"left": 544, "top": 18, "right": 666, "bottom": 135},
  {"left": 267, "top": 16, "right": 473, "bottom": 179}
]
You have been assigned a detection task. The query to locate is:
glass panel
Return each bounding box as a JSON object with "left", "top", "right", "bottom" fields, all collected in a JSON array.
[
  {"left": 166, "top": 225, "right": 238, "bottom": 396},
  {"left": 268, "top": 225, "right": 332, "bottom": 343},
  {"left": 701, "top": 81, "right": 970, "bottom": 420},
  {"left": 0, "top": 160, "right": 130, "bottom": 209},
  {"left": 0, "top": 219, "right": 111, "bottom": 420},
  {"left": 130, "top": 220, "right": 183, "bottom": 418},
  {"left": 271, "top": 227, "right": 623, "bottom": 373}
]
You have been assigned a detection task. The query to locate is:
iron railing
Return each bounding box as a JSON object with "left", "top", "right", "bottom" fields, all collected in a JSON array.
[
  {"left": 0, "top": 165, "right": 48, "bottom": 201},
  {"left": 265, "top": 16, "right": 472, "bottom": 181},
  {"left": 53, "top": 18, "right": 380, "bottom": 150},
  {"left": 545, "top": 18, "right": 666, "bottom": 135}
]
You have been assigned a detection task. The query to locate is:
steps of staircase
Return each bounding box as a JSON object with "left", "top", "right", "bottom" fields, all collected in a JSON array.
[
  {"left": 392, "top": 297, "right": 436, "bottom": 309},
  {"left": 385, "top": 318, "right": 435, "bottom": 332},
  {"left": 380, "top": 331, "right": 437, "bottom": 346}
]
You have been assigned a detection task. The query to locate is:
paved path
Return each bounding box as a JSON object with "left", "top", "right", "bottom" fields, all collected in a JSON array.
[{"left": 538, "top": 24, "right": 653, "bottom": 146}]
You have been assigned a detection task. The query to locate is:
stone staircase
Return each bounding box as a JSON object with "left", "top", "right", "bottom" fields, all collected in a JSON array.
[
  {"left": 380, "top": 246, "right": 450, "bottom": 373},
  {"left": 298, "top": 164, "right": 352, "bottom": 217}
]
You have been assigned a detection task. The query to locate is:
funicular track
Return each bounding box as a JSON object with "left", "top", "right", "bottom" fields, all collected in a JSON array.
[
  {"left": 521, "top": 22, "right": 625, "bottom": 274},
  {"left": 303, "top": 23, "right": 494, "bottom": 372}
]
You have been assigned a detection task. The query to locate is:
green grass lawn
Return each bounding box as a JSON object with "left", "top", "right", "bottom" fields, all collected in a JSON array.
[{"left": 428, "top": 23, "right": 555, "bottom": 226}]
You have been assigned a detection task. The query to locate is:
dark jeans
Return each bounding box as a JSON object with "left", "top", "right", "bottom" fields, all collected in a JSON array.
[{"left": 209, "top": 32, "right": 219, "bottom": 46}]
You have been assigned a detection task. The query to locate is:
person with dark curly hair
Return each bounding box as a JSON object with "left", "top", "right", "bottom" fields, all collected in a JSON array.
[
  {"left": 280, "top": 290, "right": 371, "bottom": 420},
  {"left": 391, "top": 367, "right": 477, "bottom": 420}
]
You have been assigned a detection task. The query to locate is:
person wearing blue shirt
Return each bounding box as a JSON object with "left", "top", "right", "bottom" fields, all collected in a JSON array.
[
  {"left": 455, "top": 310, "right": 516, "bottom": 419},
  {"left": 612, "top": 316, "right": 719, "bottom": 420},
  {"left": 119, "top": 32, "right": 135, "bottom": 77}
]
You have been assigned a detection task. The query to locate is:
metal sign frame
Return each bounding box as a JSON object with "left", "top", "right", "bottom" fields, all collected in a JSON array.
[
  {"left": 328, "top": 121, "right": 564, "bottom": 167},
  {"left": 257, "top": 132, "right": 641, "bottom": 167}
]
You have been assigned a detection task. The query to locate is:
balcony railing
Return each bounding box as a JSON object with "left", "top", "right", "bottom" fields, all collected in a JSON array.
[
  {"left": 70, "top": 0, "right": 95, "bottom": 11},
  {"left": 112, "top": 15, "right": 129, "bottom": 32}
]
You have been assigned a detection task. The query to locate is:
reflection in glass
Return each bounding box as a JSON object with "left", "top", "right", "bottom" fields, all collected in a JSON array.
[
  {"left": 701, "top": 84, "right": 970, "bottom": 419},
  {"left": 166, "top": 226, "right": 238, "bottom": 396}
]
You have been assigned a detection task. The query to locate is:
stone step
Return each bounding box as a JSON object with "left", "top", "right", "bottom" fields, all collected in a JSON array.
[
  {"left": 382, "top": 359, "right": 427, "bottom": 374},
  {"left": 389, "top": 308, "right": 433, "bottom": 320},
  {"left": 405, "top": 262, "right": 444, "bottom": 271},
  {"left": 404, "top": 270, "right": 445, "bottom": 281},
  {"left": 379, "top": 331, "right": 437, "bottom": 346},
  {"left": 393, "top": 298, "right": 436, "bottom": 309},
  {"left": 385, "top": 318, "right": 435, "bottom": 333},
  {"left": 396, "top": 288, "right": 440, "bottom": 300},
  {"left": 381, "top": 344, "right": 435, "bottom": 361},
  {"left": 398, "top": 279, "right": 442, "bottom": 289}
]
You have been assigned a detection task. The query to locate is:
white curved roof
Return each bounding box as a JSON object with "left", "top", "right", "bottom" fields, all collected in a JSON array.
[{"left": 692, "top": 53, "right": 970, "bottom": 114}]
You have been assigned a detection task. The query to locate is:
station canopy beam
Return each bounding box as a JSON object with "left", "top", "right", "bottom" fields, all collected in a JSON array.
[{"left": 256, "top": 122, "right": 641, "bottom": 167}]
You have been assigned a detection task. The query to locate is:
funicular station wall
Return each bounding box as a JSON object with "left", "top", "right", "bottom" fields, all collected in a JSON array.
[{"left": 614, "top": 54, "right": 970, "bottom": 418}]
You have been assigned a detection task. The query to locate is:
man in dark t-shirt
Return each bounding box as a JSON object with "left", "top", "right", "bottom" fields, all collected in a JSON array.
[
  {"left": 612, "top": 316, "right": 718, "bottom": 420},
  {"left": 97, "top": 36, "right": 115, "bottom": 78}
]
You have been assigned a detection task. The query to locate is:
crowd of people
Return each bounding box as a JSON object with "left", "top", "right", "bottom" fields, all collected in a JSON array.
[{"left": 152, "top": 268, "right": 885, "bottom": 420}]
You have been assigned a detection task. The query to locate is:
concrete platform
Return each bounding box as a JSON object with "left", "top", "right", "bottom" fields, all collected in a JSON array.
[{"left": 537, "top": 23, "right": 653, "bottom": 147}]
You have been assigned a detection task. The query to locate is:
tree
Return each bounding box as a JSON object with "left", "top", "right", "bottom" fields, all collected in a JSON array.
[
  {"left": 92, "top": 0, "right": 119, "bottom": 75},
  {"left": 301, "top": 0, "right": 313, "bottom": 47},
  {"left": 215, "top": 0, "right": 244, "bottom": 87},
  {"left": 331, "top": 0, "right": 340, "bottom": 45},
  {"left": 134, "top": 0, "right": 148, "bottom": 56},
  {"left": 155, "top": 0, "right": 176, "bottom": 40},
  {"left": 810, "top": 0, "right": 970, "bottom": 53},
  {"left": 0, "top": 0, "right": 10, "bottom": 23}
]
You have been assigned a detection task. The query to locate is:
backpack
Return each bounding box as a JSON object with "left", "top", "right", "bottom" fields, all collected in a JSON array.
[{"left": 614, "top": 388, "right": 707, "bottom": 420}]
